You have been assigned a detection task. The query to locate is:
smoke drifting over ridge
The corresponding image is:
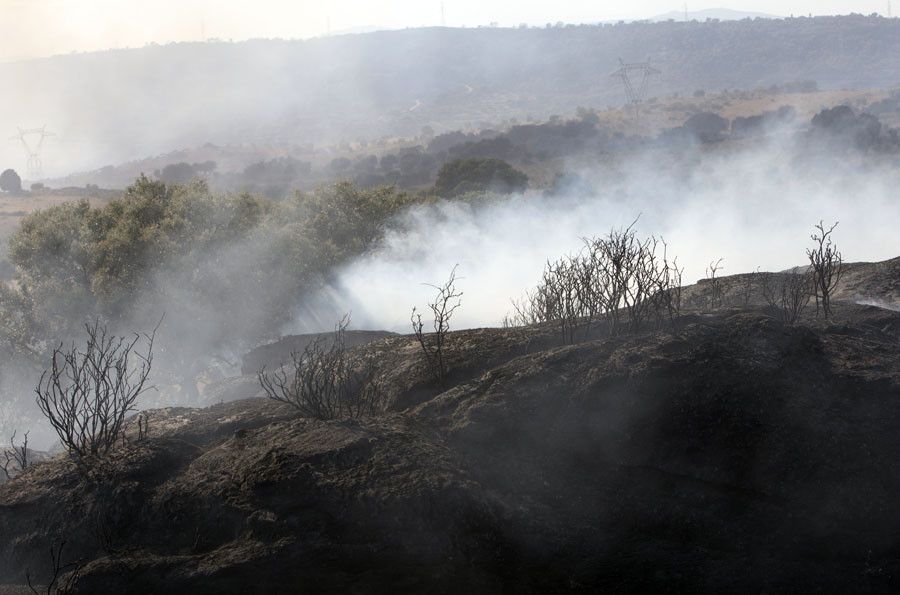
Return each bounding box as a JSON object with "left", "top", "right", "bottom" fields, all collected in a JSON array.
[
  {"left": 5, "top": 15, "right": 900, "bottom": 180},
  {"left": 3, "top": 124, "right": 898, "bottom": 452},
  {"left": 295, "top": 136, "right": 900, "bottom": 333}
]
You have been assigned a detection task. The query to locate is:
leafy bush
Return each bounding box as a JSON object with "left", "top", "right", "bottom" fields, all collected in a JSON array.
[
  {"left": 158, "top": 162, "right": 197, "bottom": 185},
  {"left": 810, "top": 106, "right": 889, "bottom": 151},
  {"left": 683, "top": 112, "right": 730, "bottom": 143},
  {"left": 239, "top": 156, "right": 311, "bottom": 198},
  {"left": 434, "top": 158, "right": 528, "bottom": 197},
  {"left": 5, "top": 176, "right": 413, "bottom": 401},
  {"left": 0, "top": 169, "right": 22, "bottom": 194}
]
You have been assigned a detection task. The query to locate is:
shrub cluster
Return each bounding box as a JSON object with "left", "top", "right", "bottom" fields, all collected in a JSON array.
[
  {"left": 35, "top": 320, "right": 156, "bottom": 458},
  {"left": 506, "top": 223, "right": 683, "bottom": 342},
  {"left": 0, "top": 177, "right": 412, "bottom": 398},
  {"left": 761, "top": 268, "right": 813, "bottom": 324},
  {"left": 411, "top": 266, "right": 463, "bottom": 384},
  {"left": 434, "top": 158, "right": 528, "bottom": 198},
  {"left": 258, "top": 317, "right": 384, "bottom": 420}
]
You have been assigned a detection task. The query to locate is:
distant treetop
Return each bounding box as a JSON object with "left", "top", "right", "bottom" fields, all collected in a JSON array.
[{"left": 0, "top": 169, "right": 22, "bottom": 194}]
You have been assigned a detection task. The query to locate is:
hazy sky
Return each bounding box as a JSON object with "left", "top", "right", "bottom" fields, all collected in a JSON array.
[{"left": 0, "top": 0, "right": 892, "bottom": 61}]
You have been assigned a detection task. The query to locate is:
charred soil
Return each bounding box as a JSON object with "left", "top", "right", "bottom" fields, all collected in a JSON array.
[{"left": 2, "top": 263, "right": 900, "bottom": 593}]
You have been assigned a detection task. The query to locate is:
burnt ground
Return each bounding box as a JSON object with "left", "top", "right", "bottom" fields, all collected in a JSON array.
[{"left": 1, "top": 259, "right": 899, "bottom": 593}]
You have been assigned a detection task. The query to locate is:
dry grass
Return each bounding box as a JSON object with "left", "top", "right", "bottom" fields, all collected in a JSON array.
[
  {"left": 593, "top": 88, "right": 897, "bottom": 137},
  {"left": 0, "top": 193, "right": 111, "bottom": 246}
]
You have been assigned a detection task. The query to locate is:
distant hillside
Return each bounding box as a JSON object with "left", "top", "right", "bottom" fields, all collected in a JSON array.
[
  {"left": 43, "top": 87, "right": 899, "bottom": 193},
  {"left": 2, "top": 14, "right": 900, "bottom": 177}
]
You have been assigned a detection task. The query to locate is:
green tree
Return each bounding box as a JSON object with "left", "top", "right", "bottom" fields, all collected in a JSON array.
[
  {"left": 434, "top": 158, "right": 528, "bottom": 198},
  {"left": 158, "top": 162, "right": 197, "bottom": 185},
  {"left": 8, "top": 200, "right": 95, "bottom": 337},
  {"left": 6, "top": 176, "right": 412, "bottom": 381},
  {"left": 2, "top": 175, "right": 419, "bottom": 412},
  {"left": 0, "top": 169, "right": 22, "bottom": 194}
]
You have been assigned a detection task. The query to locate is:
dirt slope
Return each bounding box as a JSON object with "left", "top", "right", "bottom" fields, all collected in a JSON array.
[
  {"left": 681, "top": 257, "right": 900, "bottom": 312},
  {"left": 2, "top": 261, "right": 899, "bottom": 593}
]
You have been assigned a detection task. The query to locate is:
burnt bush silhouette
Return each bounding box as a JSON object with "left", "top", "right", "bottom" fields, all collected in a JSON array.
[
  {"left": 807, "top": 220, "right": 844, "bottom": 319},
  {"left": 25, "top": 537, "right": 82, "bottom": 595},
  {"left": 35, "top": 320, "right": 156, "bottom": 459},
  {"left": 505, "top": 223, "right": 683, "bottom": 342},
  {"left": 258, "top": 316, "right": 384, "bottom": 420},
  {"left": 1, "top": 430, "right": 29, "bottom": 481},
  {"left": 411, "top": 266, "right": 463, "bottom": 384},
  {"left": 761, "top": 268, "right": 813, "bottom": 324},
  {"left": 704, "top": 258, "right": 725, "bottom": 312}
]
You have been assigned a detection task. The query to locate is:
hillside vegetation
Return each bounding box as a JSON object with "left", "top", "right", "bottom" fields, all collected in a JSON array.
[{"left": 4, "top": 15, "right": 900, "bottom": 174}]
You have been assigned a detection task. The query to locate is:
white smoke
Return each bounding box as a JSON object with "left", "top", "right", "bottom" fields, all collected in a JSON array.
[{"left": 292, "top": 135, "right": 900, "bottom": 333}]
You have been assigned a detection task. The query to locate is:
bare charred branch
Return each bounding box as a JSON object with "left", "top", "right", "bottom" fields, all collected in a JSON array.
[
  {"left": 807, "top": 220, "right": 843, "bottom": 319},
  {"left": 258, "top": 315, "right": 384, "bottom": 419},
  {"left": 504, "top": 222, "right": 683, "bottom": 341},
  {"left": 411, "top": 265, "right": 463, "bottom": 383},
  {"left": 34, "top": 319, "right": 157, "bottom": 459},
  {"left": 1, "top": 430, "right": 29, "bottom": 481},
  {"left": 761, "top": 268, "right": 813, "bottom": 324}
]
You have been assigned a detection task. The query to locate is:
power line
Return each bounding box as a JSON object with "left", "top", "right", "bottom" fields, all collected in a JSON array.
[
  {"left": 611, "top": 59, "right": 661, "bottom": 120},
  {"left": 9, "top": 126, "right": 55, "bottom": 180}
]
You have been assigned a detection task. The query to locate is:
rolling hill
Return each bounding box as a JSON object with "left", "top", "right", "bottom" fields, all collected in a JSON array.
[
  {"left": 648, "top": 8, "right": 783, "bottom": 21},
  {"left": 2, "top": 15, "right": 900, "bottom": 178}
]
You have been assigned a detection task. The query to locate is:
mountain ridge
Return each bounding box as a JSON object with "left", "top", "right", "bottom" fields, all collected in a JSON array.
[
  {"left": 3, "top": 14, "right": 900, "bottom": 177},
  {"left": 647, "top": 8, "right": 783, "bottom": 22}
]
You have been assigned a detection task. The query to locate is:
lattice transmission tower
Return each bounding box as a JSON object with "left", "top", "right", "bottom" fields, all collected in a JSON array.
[
  {"left": 611, "top": 59, "right": 661, "bottom": 119},
  {"left": 10, "top": 126, "right": 55, "bottom": 180}
]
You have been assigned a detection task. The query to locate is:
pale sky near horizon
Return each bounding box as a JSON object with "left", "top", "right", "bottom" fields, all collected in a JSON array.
[{"left": 0, "top": 0, "right": 891, "bottom": 61}]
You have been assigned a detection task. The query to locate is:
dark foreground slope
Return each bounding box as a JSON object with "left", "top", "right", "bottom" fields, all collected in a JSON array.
[{"left": 2, "top": 277, "right": 900, "bottom": 592}]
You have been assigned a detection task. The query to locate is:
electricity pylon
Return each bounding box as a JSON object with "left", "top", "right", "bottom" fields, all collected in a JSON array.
[
  {"left": 10, "top": 126, "right": 55, "bottom": 180},
  {"left": 610, "top": 59, "right": 661, "bottom": 120}
]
